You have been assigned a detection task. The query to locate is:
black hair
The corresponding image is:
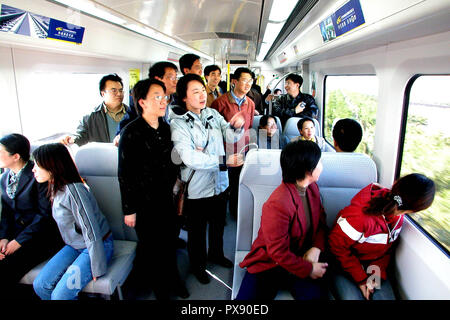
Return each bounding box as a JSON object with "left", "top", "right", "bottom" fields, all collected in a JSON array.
[
  {"left": 176, "top": 74, "right": 206, "bottom": 109},
  {"left": 148, "top": 61, "right": 178, "bottom": 79},
  {"left": 274, "top": 88, "right": 282, "bottom": 94},
  {"left": 99, "top": 73, "right": 123, "bottom": 95},
  {"left": 280, "top": 140, "right": 321, "bottom": 183},
  {"left": 364, "top": 173, "right": 435, "bottom": 216},
  {"left": 285, "top": 73, "right": 303, "bottom": 87},
  {"left": 204, "top": 65, "right": 221, "bottom": 77},
  {"left": 259, "top": 115, "right": 276, "bottom": 129},
  {"left": 32, "top": 143, "right": 83, "bottom": 198},
  {"left": 132, "top": 78, "right": 166, "bottom": 116},
  {"left": 332, "top": 118, "right": 363, "bottom": 152},
  {"left": 297, "top": 116, "right": 315, "bottom": 132},
  {"left": 234, "top": 67, "right": 252, "bottom": 81},
  {"left": 179, "top": 53, "right": 200, "bottom": 75},
  {"left": 0, "top": 133, "right": 30, "bottom": 162}
]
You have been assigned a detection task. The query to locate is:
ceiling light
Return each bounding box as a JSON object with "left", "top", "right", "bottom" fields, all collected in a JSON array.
[{"left": 268, "top": 0, "right": 298, "bottom": 22}]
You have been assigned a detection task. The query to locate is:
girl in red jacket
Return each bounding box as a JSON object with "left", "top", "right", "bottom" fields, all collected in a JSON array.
[{"left": 329, "top": 173, "right": 435, "bottom": 300}]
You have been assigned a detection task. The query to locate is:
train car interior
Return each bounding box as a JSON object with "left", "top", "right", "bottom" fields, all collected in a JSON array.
[{"left": 0, "top": 0, "right": 449, "bottom": 301}]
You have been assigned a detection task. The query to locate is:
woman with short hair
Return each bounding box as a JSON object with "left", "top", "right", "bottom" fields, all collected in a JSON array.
[
  {"left": 170, "top": 73, "right": 245, "bottom": 284},
  {"left": 256, "top": 115, "right": 289, "bottom": 149},
  {"left": 118, "top": 78, "right": 188, "bottom": 300},
  {"left": 329, "top": 173, "right": 435, "bottom": 300},
  {"left": 32, "top": 143, "right": 113, "bottom": 300},
  {"left": 0, "top": 134, "right": 61, "bottom": 299},
  {"left": 236, "top": 140, "right": 329, "bottom": 300}
]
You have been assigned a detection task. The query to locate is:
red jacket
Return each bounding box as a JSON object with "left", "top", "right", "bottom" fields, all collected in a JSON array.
[
  {"left": 210, "top": 92, "right": 255, "bottom": 153},
  {"left": 239, "top": 182, "right": 328, "bottom": 279},
  {"left": 328, "top": 183, "right": 403, "bottom": 283}
]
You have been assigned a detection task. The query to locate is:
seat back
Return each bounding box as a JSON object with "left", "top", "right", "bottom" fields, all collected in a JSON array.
[
  {"left": 283, "top": 116, "right": 321, "bottom": 140},
  {"left": 232, "top": 149, "right": 377, "bottom": 299},
  {"left": 317, "top": 152, "right": 378, "bottom": 226},
  {"left": 74, "top": 143, "right": 138, "bottom": 242},
  {"left": 252, "top": 115, "right": 282, "bottom": 132}
]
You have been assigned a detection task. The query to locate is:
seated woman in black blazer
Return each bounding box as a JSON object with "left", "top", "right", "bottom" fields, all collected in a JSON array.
[{"left": 0, "top": 133, "right": 61, "bottom": 299}]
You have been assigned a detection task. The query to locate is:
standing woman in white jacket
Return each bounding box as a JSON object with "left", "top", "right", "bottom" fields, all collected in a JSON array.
[{"left": 170, "top": 73, "right": 245, "bottom": 284}]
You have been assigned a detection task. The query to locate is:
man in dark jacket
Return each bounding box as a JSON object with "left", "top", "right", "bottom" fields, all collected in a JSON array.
[
  {"left": 272, "top": 73, "right": 318, "bottom": 127},
  {"left": 61, "top": 73, "right": 129, "bottom": 146}
]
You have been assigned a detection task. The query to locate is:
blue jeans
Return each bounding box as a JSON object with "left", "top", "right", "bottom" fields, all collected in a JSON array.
[
  {"left": 333, "top": 272, "right": 396, "bottom": 300},
  {"left": 33, "top": 235, "right": 114, "bottom": 300}
]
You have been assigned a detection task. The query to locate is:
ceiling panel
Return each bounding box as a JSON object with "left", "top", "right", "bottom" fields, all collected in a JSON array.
[{"left": 94, "top": 0, "right": 263, "bottom": 62}]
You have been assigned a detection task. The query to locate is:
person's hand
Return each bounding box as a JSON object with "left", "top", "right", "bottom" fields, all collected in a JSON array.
[
  {"left": 359, "top": 282, "right": 374, "bottom": 300},
  {"left": 309, "top": 262, "right": 328, "bottom": 279},
  {"left": 254, "top": 109, "right": 260, "bottom": 116},
  {"left": 4, "top": 239, "right": 21, "bottom": 255},
  {"left": 226, "top": 153, "right": 244, "bottom": 167},
  {"left": 113, "top": 135, "right": 120, "bottom": 147},
  {"left": 229, "top": 111, "right": 245, "bottom": 129},
  {"left": 60, "top": 135, "right": 74, "bottom": 146},
  {"left": 124, "top": 214, "right": 136, "bottom": 228},
  {"left": 303, "top": 247, "right": 321, "bottom": 263},
  {"left": 265, "top": 94, "right": 274, "bottom": 102},
  {"left": 295, "top": 102, "right": 306, "bottom": 114},
  {"left": 0, "top": 239, "right": 8, "bottom": 260}
]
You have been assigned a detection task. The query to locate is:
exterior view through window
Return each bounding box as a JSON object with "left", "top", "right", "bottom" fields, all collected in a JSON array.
[
  {"left": 324, "top": 75, "right": 378, "bottom": 157},
  {"left": 399, "top": 75, "right": 450, "bottom": 253}
]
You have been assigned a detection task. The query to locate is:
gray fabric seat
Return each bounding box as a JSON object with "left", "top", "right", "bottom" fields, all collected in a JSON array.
[
  {"left": 232, "top": 149, "right": 377, "bottom": 299},
  {"left": 20, "top": 142, "right": 137, "bottom": 299},
  {"left": 252, "top": 115, "right": 282, "bottom": 132}
]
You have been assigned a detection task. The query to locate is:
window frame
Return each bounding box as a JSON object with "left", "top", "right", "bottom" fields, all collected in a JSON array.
[{"left": 396, "top": 74, "right": 450, "bottom": 257}]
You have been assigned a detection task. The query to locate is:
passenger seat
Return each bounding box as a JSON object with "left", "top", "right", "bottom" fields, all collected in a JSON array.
[
  {"left": 232, "top": 149, "right": 377, "bottom": 299},
  {"left": 20, "top": 142, "right": 137, "bottom": 300}
]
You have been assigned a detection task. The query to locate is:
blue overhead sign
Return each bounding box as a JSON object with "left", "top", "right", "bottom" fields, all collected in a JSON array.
[
  {"left": 47, "top": 19, "right": 85, "bottom": 44},
  {"left": 0, "top": 4, "right": 84, "bottom": 44},
  {"left": 319, "top": 0, "right": 365, "bottom": 43},
  {"left": 331, "top": 0, "right": 365, "bottom": 37}
]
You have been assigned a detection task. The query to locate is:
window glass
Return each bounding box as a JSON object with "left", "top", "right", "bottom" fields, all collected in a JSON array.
[
  {"left": 399, "top": 75, "right": 450, "bottom": 253},
  {"left": 324, "top": 75, "right": 378, "bottom": 156},
  {"left": 18, "top": 72, "right": 128, "bottom": 142}
]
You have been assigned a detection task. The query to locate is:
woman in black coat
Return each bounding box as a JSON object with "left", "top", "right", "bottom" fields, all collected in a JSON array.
[
  {"left": 118, "top": 79, "right": 188, "bottom": 300},
  {"left": 0, "top": 133, "right": 61, "bottom": 299}
]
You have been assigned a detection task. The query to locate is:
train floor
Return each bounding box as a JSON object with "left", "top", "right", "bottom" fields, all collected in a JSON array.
[{"left": 124, "top": 211, "right": 237, "bottom": 300}]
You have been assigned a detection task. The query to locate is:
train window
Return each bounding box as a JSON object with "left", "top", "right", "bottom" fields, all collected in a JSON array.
[
  {"left": 323, "top": 75, "right": 378, "bottom": 156},
  {"left": 398, "top": 75, "right": 450, "bottom": 253},
  {"left": 19, "top": 72, "right": 111, "bottom": 142}
]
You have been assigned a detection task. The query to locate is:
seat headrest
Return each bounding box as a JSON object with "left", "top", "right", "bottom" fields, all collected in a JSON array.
[
  {"left": 252, "top": 115, "right": 283, "bottom": 132},
  {"left": 318, "top": 152, "right": 377, "bottom": 188},
  {"left": 241, "top": 149, "right": 282, "bottom": 187},
  {"left": 74, "top": 143, "right": 118, "bottom": 177},
  {"left": 241, "top": 149, "right": 377, "bottom": 189},
  {"left": 284, "top": 117, "right": 321, "bottom": 139}
]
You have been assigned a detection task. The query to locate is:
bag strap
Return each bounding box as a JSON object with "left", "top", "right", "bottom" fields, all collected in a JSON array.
[{"left": 184, "top": 123, "right": 211, "bottom": 189}]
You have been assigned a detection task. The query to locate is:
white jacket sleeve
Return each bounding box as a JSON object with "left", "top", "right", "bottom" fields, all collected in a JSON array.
[{"left": 171, "top": 120, "right": 220, "bottom": 171}]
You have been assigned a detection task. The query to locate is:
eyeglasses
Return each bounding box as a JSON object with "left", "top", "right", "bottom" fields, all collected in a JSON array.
[
  {"left": 240, "top": 79, "right": 254, "bottom": 85},
  {"left": 154, "top": 95, "right": 170, "bottom": 102},
  {"left": 104, "top": 88, "right": 124, "bottom": 95},
  {"left": 164, "top": 76, "right": 177, "bottom": 81}
]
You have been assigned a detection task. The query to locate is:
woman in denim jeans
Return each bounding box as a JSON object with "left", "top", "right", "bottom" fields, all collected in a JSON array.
[{"left": 32, "top": 143, "right": 113, "bottom": 300}]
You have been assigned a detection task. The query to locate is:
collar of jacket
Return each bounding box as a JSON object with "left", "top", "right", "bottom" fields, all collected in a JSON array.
[{"left": 284, "top": 182, "right": 321, "bottom": 235}]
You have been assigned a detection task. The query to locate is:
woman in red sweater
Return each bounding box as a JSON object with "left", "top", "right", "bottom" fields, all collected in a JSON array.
[
  {"left": 329, "top": 173, "right": 435, "bottom": 300},
  {"left": 236, "top": 140, "right": 329, "bottom": 300}
]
